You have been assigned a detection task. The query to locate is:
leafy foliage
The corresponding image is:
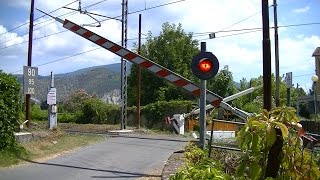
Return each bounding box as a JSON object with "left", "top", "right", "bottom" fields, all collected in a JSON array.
[
  {"left": 76, "top": 98, "right": 119, "bottom": 124},
  {"left": 58, "top": 112, "right": 77, "bottom": 123},
  {"left": 142, "top": 100, "right": 192, "bottom": 129},
  {"left": 31, "top": 104, "right": 47, "bottom": 121},
  {"left": 169, "top": 143, "right": 229, "bottom": 180},
  {"left": 234, "top": 75, "right": 307, "bottom": 115},
  {"left": 63, "top": 89, "right": 94, "bottom": 113},
  {"left": 236, "top": 107, "right": 320, "bottom": 179},
  {"left": 0, "top": 72, "right": 21, "bottom": 150},
  {"left": 207, "top": 65, "right": 237, "bottom": 98}
]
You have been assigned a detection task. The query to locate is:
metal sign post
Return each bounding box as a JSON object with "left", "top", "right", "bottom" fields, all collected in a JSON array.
[{"left": 285, "top": 72, "right": 292, "bottom": 106}]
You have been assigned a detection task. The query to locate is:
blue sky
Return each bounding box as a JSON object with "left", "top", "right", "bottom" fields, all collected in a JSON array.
[{"left": 0, "top": 0, "right": 319, "bottom": 92}]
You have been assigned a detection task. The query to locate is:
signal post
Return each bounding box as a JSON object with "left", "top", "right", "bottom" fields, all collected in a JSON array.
[{"left": 191, "top": 42, "right": 219, "bottom": 149}]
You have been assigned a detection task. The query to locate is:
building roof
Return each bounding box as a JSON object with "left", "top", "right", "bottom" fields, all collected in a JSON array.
[{"left": 313, "top": 47, "right": 320, "bottom": 57}]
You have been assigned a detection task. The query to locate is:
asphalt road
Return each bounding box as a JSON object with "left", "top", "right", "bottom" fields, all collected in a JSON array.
[{"left": 0, "top": 134, "right": 189, "bottom": 180}]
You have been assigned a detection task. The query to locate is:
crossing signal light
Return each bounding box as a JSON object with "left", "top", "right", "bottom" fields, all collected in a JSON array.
[
  {"left": 199, "top": 59, "right": 213, "bottom": 73},
  {"left": 191, "top": 52, "right": 219, "bottom": 80}
]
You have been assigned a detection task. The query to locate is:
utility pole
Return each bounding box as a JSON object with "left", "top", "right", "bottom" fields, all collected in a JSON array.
[
  {"left": 26, "top": 0, "right": 35, "bottom": 128},
  {"left": 263, "top": 0, "right": 283, "bottom": 178},
  {"left": 262, "top": 0, "right": 272, "bottom": 111},
  {"left": 120, "top": 0, "right": 128, "bottom": 129},
  {"left": 273, "top": 0, "right": 280, "bottom": 107},
  {"left": 136, "top": 14, "right": 142, "bottom": 129}
]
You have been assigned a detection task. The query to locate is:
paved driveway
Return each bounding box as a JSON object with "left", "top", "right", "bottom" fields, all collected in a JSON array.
[{"left": 0, "top": 134, "right": 189, "bottom": 180}]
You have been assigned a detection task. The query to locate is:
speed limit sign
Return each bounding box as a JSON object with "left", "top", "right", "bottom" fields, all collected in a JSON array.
[{"left": 23, "top": 66, "right": 38, "bottom": 94}]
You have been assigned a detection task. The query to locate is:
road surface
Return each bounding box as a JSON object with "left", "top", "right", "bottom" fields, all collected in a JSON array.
[{"left": 0, "top": 134, "right": 189, "bottom": 180}]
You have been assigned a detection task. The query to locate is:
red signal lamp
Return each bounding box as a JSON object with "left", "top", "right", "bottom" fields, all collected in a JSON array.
[
  {"left": 191, "top": 51, "right": 219, "bottom": 80},
  {"left": 199, "top": 59, "right": 213, "bottom": 73}
]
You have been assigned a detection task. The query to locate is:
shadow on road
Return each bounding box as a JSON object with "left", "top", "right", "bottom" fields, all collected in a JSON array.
[{"left": 19, "top": 158, "right": 161, "bottom": 178}]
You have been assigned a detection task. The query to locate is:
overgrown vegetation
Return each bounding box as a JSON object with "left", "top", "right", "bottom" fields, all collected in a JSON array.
[
  {"left": 236, "top": 107, "right": 320, "bottom": 179},
  {"left": 0, "top": 71, "right": 20, "bottom": 149},
  {"left": 143, "top": 100, "right": 193, "bottom": 129},
  {"left": 169, "top": 143, "right": 229, "bottom": 180},
  {"left": 0, "top": 71, "right": 29, "bottom": 166}
]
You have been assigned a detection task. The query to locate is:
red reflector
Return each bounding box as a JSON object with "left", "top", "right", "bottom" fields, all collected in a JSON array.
[{"left": 199, "top": 59, "right": 213, "bottom": 73}]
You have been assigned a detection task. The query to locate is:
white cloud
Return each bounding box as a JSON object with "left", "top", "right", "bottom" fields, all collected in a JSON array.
[
  {"left": 292, "top": 6, "right": 310, "bottom": 14},
  {"left": 1, "top": 0, "right": 319, "bottom": 94}
]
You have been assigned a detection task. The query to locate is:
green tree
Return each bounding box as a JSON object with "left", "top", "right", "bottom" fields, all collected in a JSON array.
[
  {"left": 233, "top": 74, "right": 306, "bottom": 113},
  {"left": 63, "top": 89, "right": 93, "bottom": 113},
  {"left": 128, "top": 22, "right": 199, "bottom": 106},
  {"left": 0, "top": 72, "right": 20, "bottom": 149},
  {"left": 207, "top": 65, "right": 237, "bottom": 97}
]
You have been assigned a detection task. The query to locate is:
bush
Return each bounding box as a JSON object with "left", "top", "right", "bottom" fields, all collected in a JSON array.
[
  {"left": 142, "top": 100, "right": 193, "bottom": 129},
  {"left": 58, "top": 112, "right": 77, "bottom": 123},
  {"left": 63, "top": 89, "right": 93, "bottom": 113},
  {"left": 169, "top": 143, "right": 229, "bottom": 180},
  {"left": 31, "top": 104, "right": 47, "bottom": 121},
  {"left": 0, "top": 71, "right": 21, "bottom": 150},
  {"left": 76, "top": 98, "right": 120, "bottom": 124}
]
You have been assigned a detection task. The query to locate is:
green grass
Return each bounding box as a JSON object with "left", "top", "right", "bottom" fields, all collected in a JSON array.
[{"left": 0, "top": 146, "right": 29, "bottom": 167}]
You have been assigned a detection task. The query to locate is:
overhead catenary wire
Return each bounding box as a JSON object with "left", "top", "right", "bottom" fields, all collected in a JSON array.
[
  {"left": 1, "top": 0, "right": 188, "bottom": 49},
  {"left": 0, "top": 0, "right": 78, "bottom": 37},
  {"left": 4, "top": 0, "right": 320, "bottom": 75},
  {"left": 1, "top": 0, "right": 109, "bottom": 45},
  {"left": 8, "top": 38, "right": 143, "bottom": 74}
]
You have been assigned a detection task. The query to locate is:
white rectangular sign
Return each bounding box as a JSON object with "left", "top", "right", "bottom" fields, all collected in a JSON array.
[
  {"left": 47, "top": 88, "right": 57, "bottom": 105},
  {"left": 23, "top": 66, "right": 38, "bottom": 94},
  {"left": 285, "top": 72, "right": 293, "bottom": 88}
]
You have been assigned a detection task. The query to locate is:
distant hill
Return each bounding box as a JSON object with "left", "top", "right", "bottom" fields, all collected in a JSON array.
[
  {"left": 14, "top": 62, "right": 241, "bottom": 103},
  {"left": 15, "top": 63, "right": 131, "bottom": 102}
]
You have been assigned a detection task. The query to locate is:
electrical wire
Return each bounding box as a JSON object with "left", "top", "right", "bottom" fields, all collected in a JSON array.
[
  {"left": 0, "top": 0, "right": 78, "bottom": 37},
  {"left": 9, "top": 37, "right": 141, "bottom": 74},
  {"left": 1, "top": 0, "right": 109, "bottom": 45},
  {"left": 1, "top": 0, "right": 187, "bottom": 50},
  {"left": 87, "top": 0, "right": 187, "bottom": 26}
]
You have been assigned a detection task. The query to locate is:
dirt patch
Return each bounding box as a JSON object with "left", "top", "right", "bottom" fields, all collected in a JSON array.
[{"left": 161, "top": 150, "right": 185, "bottom": 180}]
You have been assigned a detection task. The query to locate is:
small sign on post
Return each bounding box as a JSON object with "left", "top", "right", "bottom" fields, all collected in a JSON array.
[
  {"left": 47, "top": 88, "right": 57, "bottom": 105},
  {"left": 23, "top": 66, "right": 38, "bottom": 94},
  {"left": 285, "top": 72, "right": 293, "bottom": 88}
]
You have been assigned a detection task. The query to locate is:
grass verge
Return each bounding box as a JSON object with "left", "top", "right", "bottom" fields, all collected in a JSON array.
[{"left": 0, "top": 130, "right": 105, "bottom": 168}]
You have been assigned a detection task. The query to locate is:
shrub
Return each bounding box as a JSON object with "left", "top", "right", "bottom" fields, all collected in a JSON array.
[
  {"left": 169, "top": 143, "right": 229, "bottom": 180},
  {"left": 31, "top": 104, "right": 47, "bottom": 121},
  {"left": 58, "top": 112, "right": 76, "bottom": 123},
  {"left": 142, "top": 100, "right": 193, "bottom": 129},
  {"left": 0, "top": 72, "right": 20, "bottom": 150},
  {"left": 76, "top": 98, "right": 119, "bottom": 124},
  {"left": 236, "top": 107, "right": 320, "bottom": 179}
]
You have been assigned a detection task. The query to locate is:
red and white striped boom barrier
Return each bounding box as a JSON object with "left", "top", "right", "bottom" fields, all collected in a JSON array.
[{"left": 39, "top": 10, "right": 224, "bottom": 107}]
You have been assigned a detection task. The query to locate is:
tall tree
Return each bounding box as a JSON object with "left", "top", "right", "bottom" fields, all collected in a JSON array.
[
  {"left": 207, "top": 65, "right": 237, "bottom": 98},
  {"left": 128, "top": 22, "right": 199, "bottom": 106}
]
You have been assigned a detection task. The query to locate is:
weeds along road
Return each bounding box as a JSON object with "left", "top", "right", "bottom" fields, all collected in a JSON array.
[{"left": 0, "top": 134, "right": 189, "bottom": 180}]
